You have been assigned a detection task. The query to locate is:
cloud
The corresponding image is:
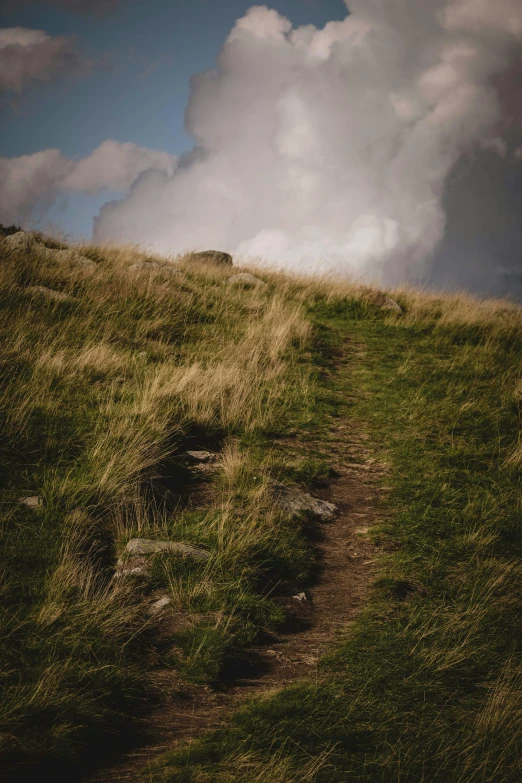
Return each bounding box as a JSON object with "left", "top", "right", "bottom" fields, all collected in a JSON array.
[
  {"left": 443, "top": 0, "right": 522, "bottom": 37},
  {"left": 0, "top": 26, "right": 85, "bottom": 95},
  {"left": 0, "top": 141, "right": 177, "bottom": 225},
  {"left": 91, "top": 2, "right": 522, "bottom": 284}
]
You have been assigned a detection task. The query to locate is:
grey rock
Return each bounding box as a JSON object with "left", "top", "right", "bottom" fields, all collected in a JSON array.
[
  {"left": 126, "top": 538, "right": 210, "bottom": 561},
  {"left": 160, "top": 264, "right": 182, "bottom": 276},
  {"left": 192, "top": 250, "right": 233, "bottom": 266},
  {"left": 19, "top": 495, "right": 42, "bottom": 508},
  {"left": 129, "top": 261, "right": 161, "bottom": 273},
  {"left": 149, "top": 479, "right": 177, "bottom": 511},
  {"left": 51, "top": 248, "right": 96, "bottom": 268},
  {"left": 269, "top": 480, "right": 337, "bottom": 522},
  {"left": 226, "top": 273, "right": 266, "bottom": 288},
  {"left": 148, "top": 596, "right": 172, "bottom": 616},
  {"left": 382, "top": 298, "right": 403, "bottom": 314},
  {"left": 26, "top": 285, "right": 71, "bottom": 302},
  {"left": 3, "top": 231, "right": 37, "bottom": 254},
  {"left": 115, "top": 564, "right": 149, "bottom": 578},
  {"left": 182, "top": 450, "right": 216, "bottom": 464}
]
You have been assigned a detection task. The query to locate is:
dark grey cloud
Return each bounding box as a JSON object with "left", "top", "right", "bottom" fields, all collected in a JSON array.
[{"left": 0, "top": 27, "right": 84, "bottom": 94}]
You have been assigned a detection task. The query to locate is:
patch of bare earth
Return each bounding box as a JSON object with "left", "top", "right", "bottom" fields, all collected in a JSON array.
[{"left": 81, "top": 424, "right": 387, "bottom": 782}]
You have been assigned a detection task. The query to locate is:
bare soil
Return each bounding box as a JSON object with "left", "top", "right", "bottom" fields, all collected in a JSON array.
[{"left": 81, "top": 423, "right": 387, "bottom": 782}]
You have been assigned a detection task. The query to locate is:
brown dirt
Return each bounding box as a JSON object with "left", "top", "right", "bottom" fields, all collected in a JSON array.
[{"left": 80, "top": 424, "right": 387, "bottom": 782}]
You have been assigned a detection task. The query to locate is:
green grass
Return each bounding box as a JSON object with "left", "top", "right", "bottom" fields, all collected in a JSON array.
[
  {"left": 154, "top": 292, "right": 522, "bottom": 782},
  {"left": 0, "top": 238, "right": 325, "bottom": 777},
  {"left": 3, "top": 231, "right": 522, "bottom": 782}
]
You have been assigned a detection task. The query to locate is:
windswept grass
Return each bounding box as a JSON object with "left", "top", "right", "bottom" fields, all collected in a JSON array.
[
  {"left": 0, "top": 239, "right": 319, "bottom": 776},
  {"left": 3, "top": 232, "right": 522, "bottom": 783},
  {"left": 154, "top": 279, "right": 522, "bottom": 783}
]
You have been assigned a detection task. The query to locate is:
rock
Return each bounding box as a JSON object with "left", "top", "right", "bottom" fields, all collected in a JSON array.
[
  {"left": 128, "top": 261, "right": 162, "bottom": 273},
  {"left": 160, "top": 264, "right": 183, "bottom": 276},
  {"left": 226, "top": 273, "right": 266, "bottom": 288},
  {"left": 147, "top": 596, "right": 172, "bottom": 616},
  {"left": 51, "top": 249, "right": 96, "bottom": 268},
  {"left": 126, "top": 538, "right": 210, "bottom": 561},
  {"left": 382, "top": 297, "right": 402, "bottom": 314},
  {"left": 269, "top": 480, "right": 337, "bottom": 522},
  {"left": 149, "top": 479, "right": 177, "bottom": 511},
  {"left": 3, "top": 231, "right": 37, "bottom": 254},
  {"left": 116, "top": 564, "right": 149, "bottom": 578},
  {"left": 182, "top": 450, "right": 216, "bottom": 464},
  {"left": 191, "top": 250, "right": 233, "bottom": 266},
  {"left": 18, "top": 495, "right": 42, "bottom": 508},
  {"left": 2, "top": 233, "right": 96, "bottom": 270},
  {"left": 26, "top": 286, "right": 71, "bottom": 302}
]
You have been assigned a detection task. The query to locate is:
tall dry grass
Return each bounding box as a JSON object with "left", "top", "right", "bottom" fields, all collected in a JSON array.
[{"left": 0, "top": 236, "right": 315, "bottom": 768}]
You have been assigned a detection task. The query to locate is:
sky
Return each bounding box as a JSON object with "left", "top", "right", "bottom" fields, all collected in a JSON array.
[{"left": 1, "top": 0, "right": 522, "bottom": 297}]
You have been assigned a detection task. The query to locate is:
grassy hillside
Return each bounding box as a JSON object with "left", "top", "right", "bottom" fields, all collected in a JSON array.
[
  {"left": 1, "top": 233, "right": 522, "bottom": 782},
  {"left": 154, "top": 288, "right": 522, "bottom": 782},
  {"left": 0, "top": 237, "right": 326, "bottom": 777}
]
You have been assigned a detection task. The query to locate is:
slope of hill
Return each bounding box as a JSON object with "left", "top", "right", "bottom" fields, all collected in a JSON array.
[{"left": 1, "top": 233, "right": 521, "bottom": 782}]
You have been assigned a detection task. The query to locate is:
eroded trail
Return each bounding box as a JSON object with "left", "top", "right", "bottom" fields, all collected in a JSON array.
[{"left": 82, "top": 422, "right": 386, "bottom": 783}]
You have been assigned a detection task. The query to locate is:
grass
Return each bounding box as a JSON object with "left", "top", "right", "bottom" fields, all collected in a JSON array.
[
  {"left": 153, "top": 286, "right": 522, "bottom": 782},
  {"left": 2, "top": 230, "right": 522, "bottom": 782},
  {"left": 0, "top": 237, "right": 327, "bottom": 777}
]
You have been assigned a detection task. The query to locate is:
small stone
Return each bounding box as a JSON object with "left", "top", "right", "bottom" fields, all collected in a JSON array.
[
  {"left": 269, "top": 480, "right": 337, "bottom": 522},
  {"left": 125, "top": 538, "right": 210, "bottom": 561},
  {"left": 182, "top": 450, "right": 216, "bottom": 464},
  {"left": 3, "top": 231, "right": 37, "bottom": 254},
  {"left": 382, "top": 298, "right": 403, "bottom": 314},
  {"left": 160, "top": 264, "right": 182, "bottom": 275},
  {"left": 191, "top": 250, "right": 233, "bottom": 266},
  {"left": 19, "top": 495, "right": 42, "bottom": 508},
  {"left": 26, "top": 286, "right": 71, "bottom": 302},
  {"left": 292, "top": 592, "right": 308, "bottom": 602},
  {"left": 226, "top": 273, "right": 266, "bottom": 288},
  {"left": 116, "top": 566, "right": 148, "bottom": 578},
  {"left": 148, "top": 479, "right": 177, "bottom": 511},
  {"left": 129, "top": 261, "right": 161, "bottom": 273},
  {"left": 148, "top": 596, "right": 172, "bottom": 616}
]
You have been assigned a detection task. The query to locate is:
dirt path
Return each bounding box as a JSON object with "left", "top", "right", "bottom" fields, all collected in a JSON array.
[{"left": 81, "top": 423, "right": 386, "bottom": 782}]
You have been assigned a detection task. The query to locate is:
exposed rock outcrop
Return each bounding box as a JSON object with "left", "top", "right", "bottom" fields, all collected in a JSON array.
[
  {"left": 2, "top": 231, "right": 96, "bottom": 270},
  {"left": 3, "top": 231, "right": 37, "bottom": 254},
  {"left": 191, "top": 250, "right": 233, "bottom": 266},
  {"left": 126, "top": 538, "right": 210, "bottom": 560},
  {"left": 226, "top": 273, "right": 266, "bottom": 288},
  {"left": 26, "top": 286, "right": 71, "bottom": 302},
  {"left": 116, "top": 537, "right": 210, "bottom": 579},
  {"left": 269, "top": 480, "right": 337, "bottom": 522},
  {"left": 382, "top": 298, "right": 403, "bottom": 314}
]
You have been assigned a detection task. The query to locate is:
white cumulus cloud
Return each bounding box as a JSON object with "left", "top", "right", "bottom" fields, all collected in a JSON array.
[
  {"left": 91, "top": 1, "right": 522, "bottom": 280},
  {"left": 0, "top": 141, "right": 177, "bottom": 225}
]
